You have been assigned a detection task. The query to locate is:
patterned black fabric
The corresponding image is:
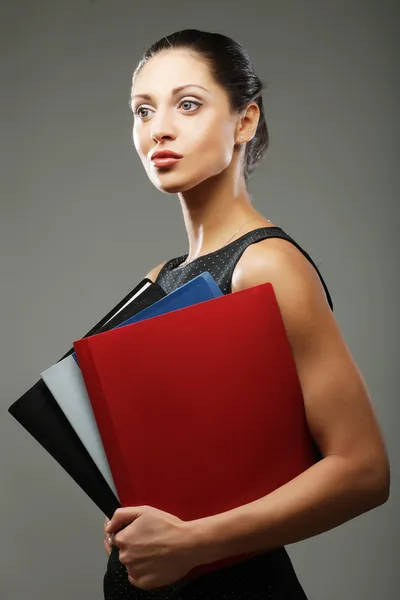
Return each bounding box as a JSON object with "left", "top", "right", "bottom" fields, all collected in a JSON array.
[
  {"left": 104, "top": 545, "right": 308, "bottom": 599},
  {"left": 156, "top": 226, "right": 333, "bottom": 310},
  {"left": 104, "top": 225, "right": 333, "bottom": 599}
]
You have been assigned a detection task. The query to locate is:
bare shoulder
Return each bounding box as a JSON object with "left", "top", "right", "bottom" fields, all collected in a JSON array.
[
  {"left": 145, "top": 261, "right": 168, "bottom": 283},
  {"left": 232, "top": 236, "right": 331, "bottom": 327},
  {"left": 233, "top": 236, "right": 319, "bottom": 285}
]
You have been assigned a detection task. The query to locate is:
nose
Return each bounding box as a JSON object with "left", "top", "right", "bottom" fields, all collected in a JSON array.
[
  {"left": 150, "top": 110, "right": 176, "bottom": 143},
  {"left": 151, "top": 128, "right": 175, "bottom": 143}
]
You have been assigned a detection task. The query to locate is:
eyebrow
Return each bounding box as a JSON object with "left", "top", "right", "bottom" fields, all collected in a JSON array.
[{"left": 131, "top": 84, "right": 209, "bottom": 102}]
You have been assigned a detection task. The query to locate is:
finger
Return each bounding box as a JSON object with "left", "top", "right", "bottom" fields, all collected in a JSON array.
[
  {"left": 112, "top": 531, "right": 125, "bottom": 549},
  {"left": 104, "top": 538, "right": 111, "bottom": 557},
  {"left": 106, "top": 507, "right": 142, "bottom": 534},
  {"left": 104, "top": 519, "right": 109, "bottom": 532}
]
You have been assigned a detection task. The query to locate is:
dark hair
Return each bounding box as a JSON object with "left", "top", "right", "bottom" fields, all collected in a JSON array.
[{"left": 132, "top": 29, "right": 269, "bottom": 181}]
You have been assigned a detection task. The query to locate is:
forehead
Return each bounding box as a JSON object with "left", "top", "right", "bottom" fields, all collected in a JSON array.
[{"left": 132, "top": 49, "right": 217, "bottom": 97}]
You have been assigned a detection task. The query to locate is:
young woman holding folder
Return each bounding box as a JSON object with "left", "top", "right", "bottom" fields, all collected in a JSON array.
[{"left": 103, "top": 29, "right": 390, "bottom": 599}]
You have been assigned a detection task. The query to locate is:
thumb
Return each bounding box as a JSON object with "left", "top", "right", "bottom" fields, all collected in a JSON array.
[{"left": 105, "top": 506, "right": 144, "bottom": 534}]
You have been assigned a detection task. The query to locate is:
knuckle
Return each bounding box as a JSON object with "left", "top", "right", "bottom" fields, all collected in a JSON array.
[
  {"left": 114, "top": 532, "right": 123, "bottom": 546},
  {"left": 127, "top": 569, "right": 151, "bottom": 591},
  {"left": 139, "top": 579, "right": 153, "bottom": 591}
]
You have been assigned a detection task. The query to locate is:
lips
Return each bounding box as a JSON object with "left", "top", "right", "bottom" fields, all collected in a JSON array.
[
  {"left": 149, "top": 149, "right": 183, "bottom": 160},
  {"left": 149, "top": 149, "right": 183, "bottom": 168}
]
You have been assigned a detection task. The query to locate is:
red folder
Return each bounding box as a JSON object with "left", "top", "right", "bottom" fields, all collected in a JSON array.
[{"left": 74, "top": 282, "right": 319, "bottom": 581}]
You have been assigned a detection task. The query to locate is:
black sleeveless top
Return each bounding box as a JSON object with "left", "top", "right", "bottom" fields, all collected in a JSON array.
[{"left": 103, "top": 226, "right": 332, "bottom": 600}]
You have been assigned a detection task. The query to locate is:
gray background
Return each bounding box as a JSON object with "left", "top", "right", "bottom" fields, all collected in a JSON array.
[{"left": 1, "top": 0, "right": 398, "bottom": 598}]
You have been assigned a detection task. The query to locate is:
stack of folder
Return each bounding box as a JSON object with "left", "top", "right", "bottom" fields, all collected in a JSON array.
[{"left": 8, "top": 272, "right": 321, "bottom": 582}]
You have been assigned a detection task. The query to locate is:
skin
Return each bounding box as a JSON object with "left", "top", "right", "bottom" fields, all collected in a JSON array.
[{"left": 103, "top": 49, "right": 390, "bottom": 591}]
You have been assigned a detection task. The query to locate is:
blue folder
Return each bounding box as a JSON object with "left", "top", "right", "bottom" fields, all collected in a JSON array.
[{"left": 73, "top": 272, "right": 222, "bottom": 364}]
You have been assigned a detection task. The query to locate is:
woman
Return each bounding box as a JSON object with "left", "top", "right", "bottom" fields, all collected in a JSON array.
[{"left": 102, "top": 29, "right": 390, "bottom": 599}]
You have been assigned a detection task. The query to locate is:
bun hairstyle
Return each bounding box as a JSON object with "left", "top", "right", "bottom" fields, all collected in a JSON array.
[{"left": 133, "top": 29, "right": 269, "bottom": 181}]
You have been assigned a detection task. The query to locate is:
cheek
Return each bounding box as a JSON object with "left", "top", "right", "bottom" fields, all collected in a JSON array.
[
  {"left": 192, "top": 119, "right": 235, "bottom": 173},
  {"left": 133, "top": 126, "right": 152, "bottom": 174},
  {"left": 132, "top": 124, "right": 144, "bottom": 155},
  {"left": 133, "top": 120, "right": 154, "bottom": 158}
]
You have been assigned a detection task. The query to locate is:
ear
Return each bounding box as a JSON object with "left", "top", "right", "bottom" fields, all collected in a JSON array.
[{"left": 236, "top": 103, "right": 260, "bottom": 144}]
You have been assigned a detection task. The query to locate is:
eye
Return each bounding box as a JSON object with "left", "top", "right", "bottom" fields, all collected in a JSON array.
[
  {"left": 133, "top": 105, "right": 153, "bottom": 119},
  {"left": 178, "top": 99, "right": 202, "bottom": 112}
]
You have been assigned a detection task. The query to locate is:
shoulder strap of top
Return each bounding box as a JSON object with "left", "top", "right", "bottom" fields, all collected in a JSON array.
[{"left": 156, "top": 254, "right": 186, "bottom": 280}]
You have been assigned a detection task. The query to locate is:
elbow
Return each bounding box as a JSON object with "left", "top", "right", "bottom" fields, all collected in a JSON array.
[
  {"left": 375, "top": 463, "right": 391, "bottom": 506},
  {"left": 360, "top": 453, "right": 391, "bottom": 508}
]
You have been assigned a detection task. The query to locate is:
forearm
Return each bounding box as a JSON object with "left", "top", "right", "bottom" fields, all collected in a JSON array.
[{"left": 190, "top": 455, "right": 388, "bottom": 565}]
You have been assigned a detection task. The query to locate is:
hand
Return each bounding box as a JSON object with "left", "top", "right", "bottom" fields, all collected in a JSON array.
[
  {"left": 105, "top": 505, "right": 201, "bottom": 591},
  {"left": 104, "top": 517, "right": 112, "bottom": 557}
]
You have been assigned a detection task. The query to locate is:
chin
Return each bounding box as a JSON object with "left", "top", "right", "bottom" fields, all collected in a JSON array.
[
  {"left": 151, "top": 163, "right": 227, "bottom": 194},
  {"left": 151, "top": 172, "right": 207, "bottom": 194}
]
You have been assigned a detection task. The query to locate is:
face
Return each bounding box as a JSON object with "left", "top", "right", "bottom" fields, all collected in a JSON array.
[{"left": 131, "top": 49, "right": 241, "bottom": 193}]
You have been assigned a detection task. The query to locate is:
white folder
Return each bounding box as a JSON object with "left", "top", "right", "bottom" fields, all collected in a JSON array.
[{"left": 41, "top": 356, "right": 118, "bottom": 497}]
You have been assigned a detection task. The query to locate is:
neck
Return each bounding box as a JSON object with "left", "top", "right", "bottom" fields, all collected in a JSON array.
[{"left": 177, "top": 170, "right": 262, "bottom": 261}]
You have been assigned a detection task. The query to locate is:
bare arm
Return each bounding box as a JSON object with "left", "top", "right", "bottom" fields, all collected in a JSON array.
[{"left": 190, "top": 238, "right": 390, "bottom": 564}]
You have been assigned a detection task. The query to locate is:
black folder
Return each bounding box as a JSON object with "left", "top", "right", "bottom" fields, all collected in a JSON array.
[{"left": 8, "top": 279, "right": 166, "bottom": 517}]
